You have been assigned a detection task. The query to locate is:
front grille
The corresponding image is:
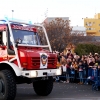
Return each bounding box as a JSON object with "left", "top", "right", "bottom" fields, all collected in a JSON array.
[
  {"left": 31, "top": 57, "right": 40, "bottom": 67},
  {"left": 48, "top": 57, "right": 55, "bottom": 64},
  {"left": 31, "top": 57, "right": 56, "bottom": 68}
]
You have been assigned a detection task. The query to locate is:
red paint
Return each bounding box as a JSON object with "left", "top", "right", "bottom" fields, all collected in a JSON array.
[
  {"left": 0, "top": 25, "right": 7, "bottom": 31},
  {"left": 11, "top": 24, "right": 37, "bottom": 32},
  {"left": 18, "top": 46, "right": 57, "bottom": 70},
  {"left": 0, "top": 24, "right": 57, "bottom": 70}
]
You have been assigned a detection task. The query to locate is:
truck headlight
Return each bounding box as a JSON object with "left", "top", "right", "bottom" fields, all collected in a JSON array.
[
  {"left": 56, "top": 68, "right": 62, "bottom": 75},
  {"left": 30, "top": 71, "right": 38, "bottom": 77}
]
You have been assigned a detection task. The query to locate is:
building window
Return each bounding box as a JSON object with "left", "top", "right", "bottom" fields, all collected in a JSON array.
[
  {"left": 99, "top": 24, "right": 100, "bottom": 26},
  {"left": 91, "top": 28, "right": 95, "bottom": 30},
  {"left": 99, "top": 30, "right": 100, "bottom": 32},
  {"left": 89, "top": 28, "right": 91, "bottom": 30},
  {"left": 87, "top": 22, "right": 92, "bottom": 26},
  {"left": 86, "top": 28, "right": 88, "bottom": 30}
]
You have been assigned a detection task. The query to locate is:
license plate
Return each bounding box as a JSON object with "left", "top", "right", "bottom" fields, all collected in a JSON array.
[{"left": 47, "top": 73, "right": 55, "bottom": 76}]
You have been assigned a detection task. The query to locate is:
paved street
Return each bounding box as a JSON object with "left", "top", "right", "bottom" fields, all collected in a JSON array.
[{"left": 15, "top": 82, "right": 100, "bottom": 100}]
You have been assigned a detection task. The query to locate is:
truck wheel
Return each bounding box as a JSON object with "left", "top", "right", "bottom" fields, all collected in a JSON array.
[
  {"left": 33, "top": 77, "right": 53, "bottom": 96},
  {"left": 0, "top": 70, "right": 16, "bottom": 100}
]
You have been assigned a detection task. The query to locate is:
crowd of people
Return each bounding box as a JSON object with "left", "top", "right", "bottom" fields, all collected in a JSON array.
[{"left": 56, "top": 50, "right": 100, "bottom": 85}]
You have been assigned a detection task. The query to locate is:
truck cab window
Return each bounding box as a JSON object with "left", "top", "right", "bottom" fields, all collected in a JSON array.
[
  {"left": 12, "top": 29, "right": 40, "bottom": 45},
  {"left": 2, "top": 31, "right": 7, "bottom": 46},
  {"left": 7, "top": 30, "right": 15, "bottom": 55},
  {"left": 0, "top": 31, "right": 7, "bottom": 51},
  {"left": 0, "top": 32, "right": 4, "bottom": 45}
]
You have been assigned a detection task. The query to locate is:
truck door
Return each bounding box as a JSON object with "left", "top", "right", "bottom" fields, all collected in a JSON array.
[
  {"left": 0, "top": 31, "right": 7, "bottom": 61},
  {"left": 6, "top": 30, "right": 15, "bottom": 60}
]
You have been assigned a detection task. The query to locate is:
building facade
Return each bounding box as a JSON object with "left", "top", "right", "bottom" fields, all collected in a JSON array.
[
  {"left": 84, "top": 13, "right": 100, "bottom": 36},
  {"left": 71, "top": 26, "right": 86, "bottom": 36}
]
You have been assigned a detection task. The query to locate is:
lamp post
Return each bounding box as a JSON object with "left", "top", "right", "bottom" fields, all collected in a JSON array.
[{"left": 12, "top": 10, "right": 14, "bottom": 19}]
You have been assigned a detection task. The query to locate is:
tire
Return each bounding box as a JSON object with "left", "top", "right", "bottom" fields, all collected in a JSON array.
[
  {"left": 33, "top": 77, "right": 53, "bottom": 96},
  {"left": 0, "top": 70, "right": 16, "bottom": 100}
]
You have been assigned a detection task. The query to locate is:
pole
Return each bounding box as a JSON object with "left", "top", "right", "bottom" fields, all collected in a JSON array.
[{"left": 12, "top": 10, "right": 14, "bottom": 19}]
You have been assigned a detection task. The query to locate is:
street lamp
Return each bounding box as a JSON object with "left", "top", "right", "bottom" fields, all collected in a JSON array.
[{"left": 12, "top": 10, "right": 14, "bottom": 19}]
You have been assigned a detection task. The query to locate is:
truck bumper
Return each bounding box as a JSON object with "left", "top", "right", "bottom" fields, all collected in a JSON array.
[{"left": 21, "top": 68, "right": 62, "bottom": 78}]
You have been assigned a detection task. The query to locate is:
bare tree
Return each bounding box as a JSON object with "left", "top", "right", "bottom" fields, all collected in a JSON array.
[
  {"left": 42, "top": 18, "right": 72, "bottom": 52},
  {"left": 37, "top": 18, "right": 93, "bottom": 52}
]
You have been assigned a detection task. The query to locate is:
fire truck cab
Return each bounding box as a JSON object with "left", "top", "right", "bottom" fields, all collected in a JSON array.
[{"left": 0, "top": 18, "right": 61, "bottom": 100}]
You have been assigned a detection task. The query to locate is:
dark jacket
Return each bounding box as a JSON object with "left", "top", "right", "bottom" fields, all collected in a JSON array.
[{"left": 78, "top": 65, "right": 84, "bottom": 72}]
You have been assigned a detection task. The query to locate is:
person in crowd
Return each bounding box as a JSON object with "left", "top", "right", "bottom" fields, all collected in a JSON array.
[
  {"left": 65, "top": 57, "right": 72, "bottom": 82},
  {"left": 92, "top": 63, "right": 98, "bottom": 78},
  {"left": 85, "top": 63, "right": 98, "bottom": 85},
  {"left": 94, "top": 55, "right": 100, "bottom": 77},
  {"left": 83, "top": 60, "right": 88, "bottom": 83},
  {"left": 78, "top": 61, "right": 84, "bottom": 84},
  {"left": 94, "top": 54, "right": 100, "bottom": 65},
  {"left": 56, "top": 50, "right": 100, "bottom": 85},
  {"left": 62, "top": 62, "right": 67, "bottom": 83},
  {"left": 60, "top": 55, "right": 67, "bottom": 82},
  {"left": 72, "top": 58, "right": 76, "bottom": 63},
  {"left": 89, "top": 52, "right": 93, "bottom": 57},
  {"left": 70, "top": 61, "right": 75, "bottom": 83},
  {"left": 73, "top": 61, "right": 78, "bottom": 83},
  {"left": 81, "top": 55, "right": 85, "bottom": 61},
  {"left": 77, "top": 55, "right": 81, "bottom": 63},
  {"left": 66, "top": 49, "right": 74, "bottom": 59},
  {"left": 87, "top": 55, "right": 95, "bottom": 77},
  {"left": 98, "top": 63, "right": 100, "bottom": 77},
  {"left": 73, "top": 52, "right": 77, "bottom": 59},
  {"left": 66, "top": 60, "right": 71, "bottom": 83}
]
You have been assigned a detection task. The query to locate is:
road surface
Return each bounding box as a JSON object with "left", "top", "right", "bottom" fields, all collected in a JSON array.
[{"left": 15, "top": 82, "right": 100, "bottom": 100}]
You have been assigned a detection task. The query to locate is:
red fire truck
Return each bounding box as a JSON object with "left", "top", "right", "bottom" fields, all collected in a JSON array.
[{"left": 0, "top": 19, "right": 61, "bottom": 100}]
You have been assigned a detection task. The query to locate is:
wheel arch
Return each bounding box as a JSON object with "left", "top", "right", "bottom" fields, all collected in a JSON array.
[{"left": 0, "top": 61, "right": 22, "bottom": 76}]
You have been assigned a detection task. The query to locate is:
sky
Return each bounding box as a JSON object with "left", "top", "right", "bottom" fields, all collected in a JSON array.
[{"left": 0, "top": 0, "right": 100, "bottom": 26}]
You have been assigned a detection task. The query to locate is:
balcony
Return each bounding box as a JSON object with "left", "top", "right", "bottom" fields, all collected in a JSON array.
[
  {"left": 86, "top": 30, "right": 96, "bottom": 33},
  {"left": 86, "top": 30, "right": 96, "bottom": 36},
  {"left": 86, "top": 27, "right": 97, "bottom": 33}
]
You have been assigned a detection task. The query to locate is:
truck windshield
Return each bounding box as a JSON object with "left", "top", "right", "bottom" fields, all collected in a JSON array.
[{"left": 12, "top": 29, "right": 40, "bottom": 45}]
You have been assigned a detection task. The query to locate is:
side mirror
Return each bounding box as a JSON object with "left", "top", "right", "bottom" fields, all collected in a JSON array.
[
  {"left": 15, "top": 38, "right": 22, "bottom": 47},
  {"left": 15, "top": 42, "right": 18, "bottom": 48}
]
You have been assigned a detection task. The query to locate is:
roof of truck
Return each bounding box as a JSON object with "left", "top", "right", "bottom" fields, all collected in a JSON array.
[{"left": 0, "top": 23, "right": 37, "bottom": 32}]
